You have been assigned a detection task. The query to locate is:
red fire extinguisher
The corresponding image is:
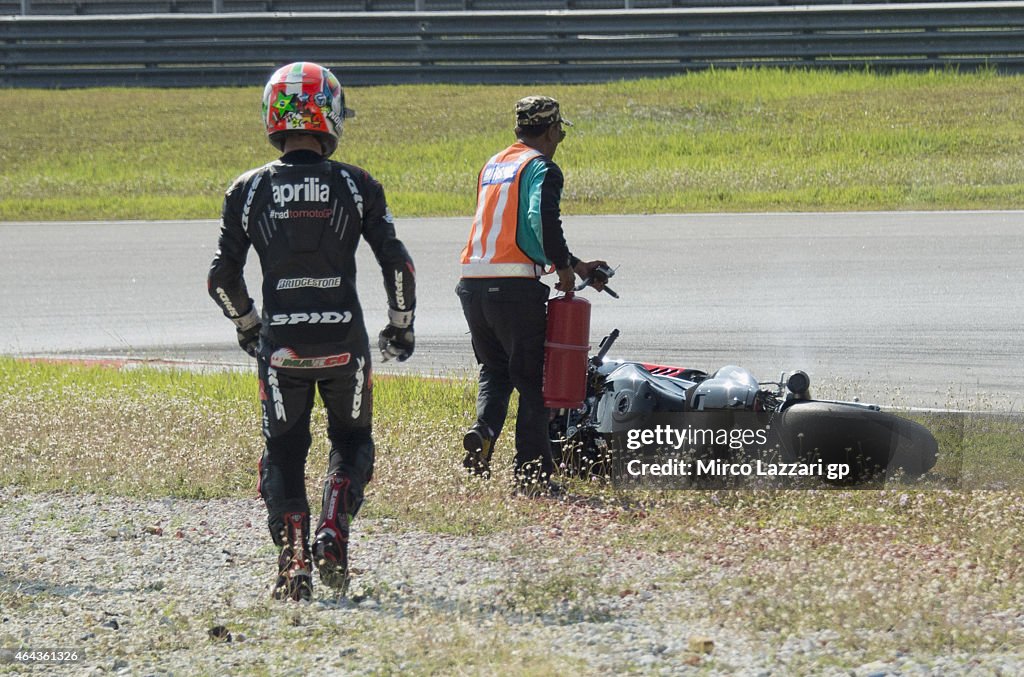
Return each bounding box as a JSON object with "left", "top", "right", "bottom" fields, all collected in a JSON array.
[{"left": 543, "top": 291, "right": 591, "bottom": 409}]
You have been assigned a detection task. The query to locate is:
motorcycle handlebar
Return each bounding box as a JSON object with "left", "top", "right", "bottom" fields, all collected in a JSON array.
[
  {"left": 574, "top": 263, "right": 619, "bottom": 298},
  {"left": 594, "top": 328, "right": 620, "bottom": 364}
]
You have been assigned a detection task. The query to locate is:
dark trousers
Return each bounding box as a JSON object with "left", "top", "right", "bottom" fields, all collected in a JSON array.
[
  {"left": 456, "top": 277, "right": 554, "bottom": 480},
  {"left": 256, "top": 353, "right": 375, "bottom": 545}
]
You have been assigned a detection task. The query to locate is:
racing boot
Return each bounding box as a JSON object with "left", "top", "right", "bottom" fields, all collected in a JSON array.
[
  {"left": 313, "top": 475, "right": 351, "bottom": 593},
  {"left": 272, "top": 512, "right": 313, "bottom": 602},
  {"left": 462, "top": 424, "right": 495, "bottom": 478}
]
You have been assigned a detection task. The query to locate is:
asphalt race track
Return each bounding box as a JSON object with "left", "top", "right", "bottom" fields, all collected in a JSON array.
[{"left": 2, "top": 211, "right": 1022, "bottom": 410}]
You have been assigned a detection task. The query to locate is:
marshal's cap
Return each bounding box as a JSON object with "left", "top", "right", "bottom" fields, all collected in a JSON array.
[{"left": 515, "top": 95, "right": 573, "bottom": 128}]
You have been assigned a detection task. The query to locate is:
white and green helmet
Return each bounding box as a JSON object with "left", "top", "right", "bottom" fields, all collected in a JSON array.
[{"left": 262, "top": 62, "right": 355, "bottom": 157}]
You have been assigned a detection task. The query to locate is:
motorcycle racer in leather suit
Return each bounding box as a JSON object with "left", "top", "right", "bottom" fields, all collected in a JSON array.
[{"left": 208, "top": 61, "right": 416, "bottom": 600}]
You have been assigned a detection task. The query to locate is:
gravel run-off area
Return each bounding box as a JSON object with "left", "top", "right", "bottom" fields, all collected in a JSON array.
[{"left": 1, "top": 486, "right": 1022, "bottom": 676}]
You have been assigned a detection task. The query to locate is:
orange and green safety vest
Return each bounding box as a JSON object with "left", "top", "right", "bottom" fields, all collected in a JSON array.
[{"left": 460, "top": 142, "right": 554, "bottom": 278}]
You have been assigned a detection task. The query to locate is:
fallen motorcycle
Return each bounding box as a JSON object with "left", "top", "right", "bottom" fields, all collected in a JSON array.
[{"left": 547, "top": 273, "right": 939, "bottom": 487}]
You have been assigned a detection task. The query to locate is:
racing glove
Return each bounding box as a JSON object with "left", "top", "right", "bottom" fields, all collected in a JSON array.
[
  {"left": 378, "top": 308, "right": 415, "bottom": 362},
  {"left": 232, "top": 306, "right": 261, "bottom": 358}
]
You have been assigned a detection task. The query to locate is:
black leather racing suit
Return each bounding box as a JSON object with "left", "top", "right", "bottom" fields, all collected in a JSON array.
[{"left": 208, "top": 149, "right": 415, "bottom": 545}]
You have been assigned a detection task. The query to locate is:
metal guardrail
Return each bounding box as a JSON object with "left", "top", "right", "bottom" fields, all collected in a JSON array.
[
  {"left": 3, "top": 3, "right": 1024, "bottom": 87},
  {"left": 5, "top": 1, "right": 974, "bottom": 14}
]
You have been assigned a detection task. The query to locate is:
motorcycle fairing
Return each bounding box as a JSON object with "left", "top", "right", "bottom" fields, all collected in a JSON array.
[
  {"left": 639, "top": 363, "right": 708, "bottom": 381},
  {"left": 595, "top": 362, "right": 699, "bottom": 433},
  {"left": 691, "top": 365, "right": 760, "bottom": 411}
]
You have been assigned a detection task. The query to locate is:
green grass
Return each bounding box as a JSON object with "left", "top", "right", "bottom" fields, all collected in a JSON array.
[
  {"left": 1, "top": 356, "right": 1020, "bottom": 522},
  {"left": 0, "top": 357, "right": 556, "bottom": 533},
  {"left": 3, "top": 68, "right": 1024, "bottom": 221},
  {"left": 1, "top": 358, "right": 1022, "bottom": 670}
]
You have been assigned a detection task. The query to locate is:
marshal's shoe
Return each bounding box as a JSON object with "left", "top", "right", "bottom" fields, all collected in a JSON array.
[{"left": 462, "top": 425, "right": 494, "bottom": 478}]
